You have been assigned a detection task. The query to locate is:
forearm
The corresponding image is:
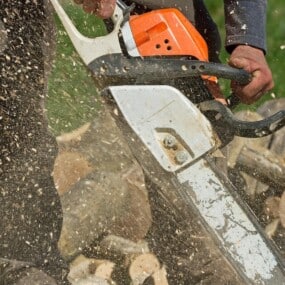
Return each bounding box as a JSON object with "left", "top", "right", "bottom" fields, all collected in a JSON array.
[{"left": 224, "top": 0, "right": 267, "bottom": 53}]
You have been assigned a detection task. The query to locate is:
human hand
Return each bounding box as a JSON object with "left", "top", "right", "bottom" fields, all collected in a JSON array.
[
  {"left": 74, "top": 0, "right": 116, "bottom": 18},
  {"left": 228, "top": 45, "right": 274, "bottom": 104}
]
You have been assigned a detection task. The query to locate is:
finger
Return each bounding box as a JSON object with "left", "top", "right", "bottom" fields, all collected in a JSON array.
[
  {"left": 82, "top": 0, "right": 116, "bottom": 18},
  {"left": 232, "top": 81, "right": 268, "bottom": 105},
  {"left": 232, "top": 64, "right": 274, "bottom": 104},
  {"left": 82, "top": 0, "right": 99, "bottom": 14},
  {"left": 231, "top": 78, "right": 263, "bottom": 104},
  {"left": 205, "top": 80, "right": 228, "bottom": 105},
  {"left": 228, "top": 57, "right": 252, "bottom": 78},
  {"left": 96, "top": 0, "right": 116, "bottom": 18}
]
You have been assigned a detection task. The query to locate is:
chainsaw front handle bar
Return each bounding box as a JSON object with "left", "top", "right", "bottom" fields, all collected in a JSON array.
[
  {"left": 88, "top": 54, "right": 251, "bottom": 85},
  {"left": 199, "top": 100, "right": 285, "bottom": 138},
  {"left": 196, "top": 61, "right": 251, "bottom": 85}
]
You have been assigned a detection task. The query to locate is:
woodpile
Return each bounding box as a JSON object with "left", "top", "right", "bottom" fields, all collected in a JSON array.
[
  {"left": 54, "top": 110, "right": 152, "bottom": 259},
  {"left": 227, "top": 99, "right": 285, "bottom": 243},
  {"left": 53, "top": 110, "right": 160, "bottom": 284},
  {"left": 53, "top": 99, "right": 285, "bottom": 284}
]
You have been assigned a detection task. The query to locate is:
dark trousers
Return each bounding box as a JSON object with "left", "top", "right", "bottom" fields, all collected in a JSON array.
[{"left": 0, "top": 0, "right": 66, "bottom": 280}]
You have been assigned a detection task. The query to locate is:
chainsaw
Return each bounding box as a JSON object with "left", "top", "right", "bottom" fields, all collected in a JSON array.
[{"left": 51, "top": 0, "right": 285, "bottom": 283}]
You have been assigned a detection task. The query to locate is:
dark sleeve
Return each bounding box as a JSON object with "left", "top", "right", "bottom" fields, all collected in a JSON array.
[{"left": 224, "top": 0, "right": 267, "bottom": 53}]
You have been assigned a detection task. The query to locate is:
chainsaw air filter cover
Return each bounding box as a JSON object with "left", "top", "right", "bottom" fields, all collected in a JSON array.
[{"left": 121, "top": 8, "right": 208, "bottom": 60}]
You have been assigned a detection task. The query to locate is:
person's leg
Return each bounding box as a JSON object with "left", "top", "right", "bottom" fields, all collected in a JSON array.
[{"left": 0, "top": 1, "right": 68, "bottom": 283}]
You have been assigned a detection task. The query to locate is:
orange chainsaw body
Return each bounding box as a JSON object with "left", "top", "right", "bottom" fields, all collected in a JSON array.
[{"left": 127, "top": 8, "right": 208, "bottom": 61}]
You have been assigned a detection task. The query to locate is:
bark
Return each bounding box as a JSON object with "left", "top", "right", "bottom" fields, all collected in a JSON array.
[{"left": 236, "top": 145, "right": 285, "bottom": 188}]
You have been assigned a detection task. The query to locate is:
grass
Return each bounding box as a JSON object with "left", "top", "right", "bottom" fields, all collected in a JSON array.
[
  {"left": 47, "top": 3, "right": 106, "bottom": 135},
  {"left": 47, "top": 1, "right": 285, "bottom": 134},
  {"left": 266, "top": 3, "right": 285, "bottom": 102}
]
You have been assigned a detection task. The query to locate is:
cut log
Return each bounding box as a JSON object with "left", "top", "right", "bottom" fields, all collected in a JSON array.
[
  {"left": 279, "top": 191, "right": 285, "bottom": 228},
  {"left": 68, "top": 254, "right": 115, "bottom": 284},
  {"left": 265, "top": 219, "right": 280, "bottom": 239},
  {"left": 56, "top": 122, "right": 91, "bottom": 143},
  {"left": 227, "top": 110, "right": 271, "bottom": 196},
  {"left": 57, "top": 111, "right": 152, "bottom": 260},
  {"left": 99, "top": 236, "right": 169, "bottom": 284},
  {"left": 53, "top": 151, "right": 93, "bottom": 195},
  {"left": 58, "top": 166, "right": 151, "bottom": 260},
  {"left": 128, "top": 253, "right": 161, "bottom": 285},
  {"left": 152, "top": 266, "right": 169, "bottom": 285},
  {"left": 235, "top": 145, "right": 285, "bottom": 189},
  {"left": 264, "top": 196, "right": 281, "bottom": 218},
  {"left": 99, "top": 235, "right": 149, "bottom": 256},
  {"left": 257, "top": 98, "right": 285, "bottom": 157}
]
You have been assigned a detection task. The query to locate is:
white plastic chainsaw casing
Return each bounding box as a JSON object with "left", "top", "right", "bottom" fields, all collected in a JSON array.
[{"left": 108, "top": 85, "right": 217, "bottom": 172}]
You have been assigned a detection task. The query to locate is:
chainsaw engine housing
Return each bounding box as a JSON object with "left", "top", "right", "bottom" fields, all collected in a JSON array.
[{"left": 121, "top": 8, "right": 208, "bottom": 60}]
